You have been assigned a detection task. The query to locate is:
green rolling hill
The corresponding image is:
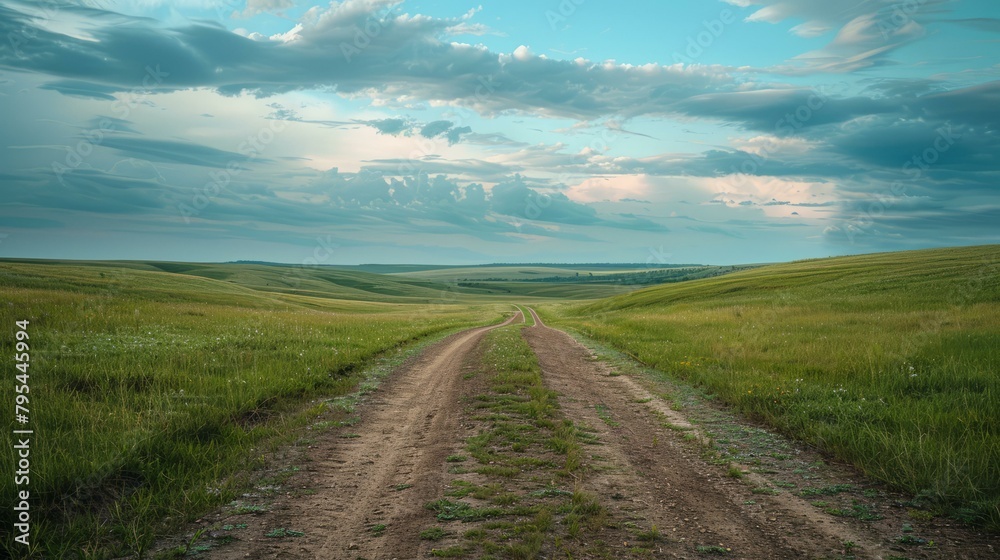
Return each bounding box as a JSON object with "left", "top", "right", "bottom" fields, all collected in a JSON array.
[{"left": 540, "top": 245, "right": 1000, "bottom": 526}]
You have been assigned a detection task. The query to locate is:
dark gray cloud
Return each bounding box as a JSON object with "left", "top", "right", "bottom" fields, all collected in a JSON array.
[
  {"left": 278, "top": 168, "right": 667, "bottom": 237},
  {"left": 0, "top": 216, "right": 63, "bottom": 229},
  {"left": 2, "top": 0, "right": 993, "bottom": 139},
  {"left": 593, "top": 149, "right": 859, "bottom": 180},
  {"left": 420, "top": 120, "right": 453, "bottom": 138},
  {"left": 359, "top": 118, "right": 411, "bottom": 136},
  {"left": 490, "top": 177, "right": 597, "bottom": 226},
  {"left": 309, "top": 169, "right": 627, "bottom": 233},
  {"left": 417, "top": 120, "right": 470, "bottom": 145},
  {"left": 99, "top": 137, "right": 266, "bottom": 168},
  {"left": 0, "top": 0, "right": 733, "bottom": 121},
  {"left": 827, "top": 119, "right": 997, "bottom": 171},
  {"left": 358, "top": 157, "right": 517, "bottom": 181},
  {"left": 312, "top": 117, "right": 472, "bottom": 145},
  {"left": 673, "top": 88, "right": 893, "bottom": 132},
  {"left": 38, "top": 80, "right": 119, "bottom": 100},
  {"left": 916, "top": 81, "right": 1000, "bottom": 128},
  {"left": 943, "top": 18, "right": 1000, "bottom": 33},
  {"left": 446, "top": 126, "right": 471, "bottom": 145},
  {"left": 824, "top": 203, "right": 1000, "bottom": 252},
  {"left": 1, "top": 132, "right": 661, "bottom": 245},
  {"left": 87, "top": 115, "right": 142, "bottom": 134},
  {"left": 1, "top": 168, "right": 169, "bottom": 215},
  {"left": 859, "top": 78, "right": 950, "bottom": 99}
]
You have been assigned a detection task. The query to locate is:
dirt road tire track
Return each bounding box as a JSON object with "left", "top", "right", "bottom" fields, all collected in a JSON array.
[
  {"left": 521, "top": 308, "right": 828, "bottom": 559},
  {"left": 204, "top": 311, "right": 521, "bottom": 560},
  {"left": 521, "top": 307, "right": 995, "bottom": 559}
]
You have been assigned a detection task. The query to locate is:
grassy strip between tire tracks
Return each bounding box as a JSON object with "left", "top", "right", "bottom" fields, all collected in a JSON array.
[{"left": 420, "top": 325, "right": 662, "bottom": 559}]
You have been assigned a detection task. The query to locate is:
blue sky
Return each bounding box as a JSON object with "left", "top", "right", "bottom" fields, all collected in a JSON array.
[{"left": 0, "top": 0, "right": 998, "bottom": 264}]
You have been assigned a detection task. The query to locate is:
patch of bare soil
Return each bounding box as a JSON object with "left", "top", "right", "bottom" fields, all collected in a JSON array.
[{"left": 522, "top": 307, "right": 997, "bottom": 560}]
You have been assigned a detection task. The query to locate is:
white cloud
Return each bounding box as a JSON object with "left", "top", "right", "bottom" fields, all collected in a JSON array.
[
  {"left": 730, "top": 0, "right": 949, "bottom": 73},
  {"left": 731, "top": 135, "right": 818, "bottom": 157},
  {"left": 565, "top": 175, "right": 651, "bottom": 203},
  {"left": 696, "top": 174, "right": 837, "bottom": 219},
  {"left": 269, "top": 22, "right": 304, "bottom": 42},
  {"left": 239, "top": 0, "right": 295, "bottom": 18}
]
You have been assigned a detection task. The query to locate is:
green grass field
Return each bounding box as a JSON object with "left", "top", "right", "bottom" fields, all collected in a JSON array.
[
  {"left": 0, "top": 259, "right": 645, "bottom": 302},
  {"left": 0, "top": 261, "right": 505, "bottom": 558},
  {"left": 2, "top": 245, "right": 998, "bottom": 558},
  {"left": 0, "top": 259, "right": 472, "bottom": 303},
  {"left": 538, "top": 245, "right": 1000, "bottom": 527}
]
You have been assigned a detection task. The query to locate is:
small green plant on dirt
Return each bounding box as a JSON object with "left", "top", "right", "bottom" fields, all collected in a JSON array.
[
  {"left": 430, "top": 546, "right": 466, "bottom": 557},
  {"left": 824, "top": 502, "right": 882, "bottom": 521},
  {"left": 907, "top": 509, "right": 933, "bottom": 521},
  {"left": 264, "top": 528, "right": 304, "bottom": 538},
  {"left": 799, "top": 484, "right": 853, "bottom": 496},
  {"left": 595, "top": 404, "right": 619, "bottom": 427},
  {"left": 180, "top": 528, "right": 206, "bottom": 556},
  {"left": 696, "top": 544, "right": 731, "bottom": 554},
  {"left": 420, "top": 527, "right": 448, "bottom": 541},
  {"left": 425, "top": 499, "right": 502, "bottom": 522},
  {"left": 231, "top": 503, "right": 267, "bottom": 515},
  {"left": 636, "top": 525, "right": 661, "bottom": 542}
]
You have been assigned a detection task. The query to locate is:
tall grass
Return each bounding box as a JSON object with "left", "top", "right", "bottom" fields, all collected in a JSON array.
[
  {"left": 0, "top": 262, "right": 502, "bottom": 558},
  {"left": 540, "top": 246, "right": 1000, "bottom": 528}
]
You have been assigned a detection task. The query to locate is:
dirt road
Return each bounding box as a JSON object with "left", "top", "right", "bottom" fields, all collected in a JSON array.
[
  {"left": 202, "top": 312, "right": 520, "bottom": 560},
  {"left": 193, "top": 307, "right": 994, "bottom": 559},
  {"left": 523, "top": 308, "right": 864, "bottom": 559}
]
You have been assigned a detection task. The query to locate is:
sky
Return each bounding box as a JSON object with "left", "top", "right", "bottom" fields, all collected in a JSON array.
[{"left": 0, "top": 0, "right": 998, "bottom": 265}]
